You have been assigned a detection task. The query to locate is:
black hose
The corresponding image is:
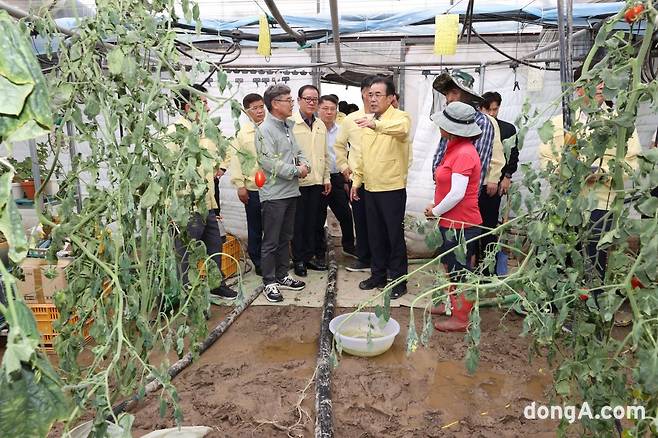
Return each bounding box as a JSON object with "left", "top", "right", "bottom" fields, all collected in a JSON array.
[{"left": 314, "top": 237, "right": 337, "bottom": 437}]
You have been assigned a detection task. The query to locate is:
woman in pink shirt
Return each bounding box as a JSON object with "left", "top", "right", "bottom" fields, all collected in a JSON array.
[{"left": 425, "top": 101, "right": 483, "bottom": 332}]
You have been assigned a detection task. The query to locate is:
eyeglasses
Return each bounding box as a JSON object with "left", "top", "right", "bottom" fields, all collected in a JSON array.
[
  {"left": 368, "top": 92, "right": 388, "bottom": 99},
  {"left": 300, "top": 96, "right": 319, "bottom": 103},
  {"left": 247, "top": 104, "right": 265, "bottom": 111},
  {"left": 274, "top": 98, "right": 294, "bottom": 104}
]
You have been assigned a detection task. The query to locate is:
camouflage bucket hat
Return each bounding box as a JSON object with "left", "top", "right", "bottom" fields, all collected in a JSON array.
[{"left": 432, "top": 69, "right": 483, "bottom": 105}]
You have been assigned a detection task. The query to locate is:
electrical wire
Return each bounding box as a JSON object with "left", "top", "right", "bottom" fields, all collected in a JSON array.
[{"left": 470, "top": 27, "right": 561, "bottom": 71}]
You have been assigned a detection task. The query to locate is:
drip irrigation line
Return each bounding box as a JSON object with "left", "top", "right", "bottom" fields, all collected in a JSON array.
[
  {"left": 110, "top": 285, "right": 263, "bottom": 419},
  {"left": 315, "top": 239, "right": 337, "bottom": 438}
]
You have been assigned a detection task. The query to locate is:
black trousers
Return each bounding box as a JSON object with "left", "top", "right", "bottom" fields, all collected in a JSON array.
[
  {"left": 477, "top": 186, "right": 502, "bottom": 270},
  {"left": 213, "top": 177, "right": 221, "bottom": 216},
  {"left": 292, "top": 185, "right": 323, "bottom": 263},
  {"left": 364, "top": 189, "right": 408, "bottom": 281},
  {"left": 174, "top": 210, "right": 225, "bottom": 286},
  {"left": 586, "top": 209, "right": 612, "bottom": 283},
  {"left": 352, "top": 185, "right": 370, "bottom": 263},
  {"left": 316, "top": 173, "right": 356, "bottom": 257},
  {"left": 244, "top": 190, "right": 263, "bottom": 269},
  {"left": 439, "top": 226, "right": 481, "bottom": 283},
  {"left": 261, "top": 197, "right": 297, "bottom": 285}
]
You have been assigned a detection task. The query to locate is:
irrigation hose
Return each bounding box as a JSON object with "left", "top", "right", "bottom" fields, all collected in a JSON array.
[{"left": 314, "top": 243, "right": 337, "bottom": 438}]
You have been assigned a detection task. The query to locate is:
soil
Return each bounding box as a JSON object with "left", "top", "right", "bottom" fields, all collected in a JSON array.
[{"left": 130, "top": 305, "right": 558, "bottom": 438}]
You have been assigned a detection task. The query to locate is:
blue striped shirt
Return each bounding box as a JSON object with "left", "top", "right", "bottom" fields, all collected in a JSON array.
[{"left": 431, "top": 110, "right": 494, "bottom": 187}]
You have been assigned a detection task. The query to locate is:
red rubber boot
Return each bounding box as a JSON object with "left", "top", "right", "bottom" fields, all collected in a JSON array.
[{"left": 434, "top": 293, "right": 474, "bottom": 332}]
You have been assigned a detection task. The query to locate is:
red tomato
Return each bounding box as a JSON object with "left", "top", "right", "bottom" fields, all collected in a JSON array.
[
  {"left": 631, "top": 277, "right": 644, "bottom": 289},
  {"left": 625, "top": 8, "right": 637, "bottom": 23},
  {"left": 579, "top": 293, "right": 589, "bottom": 301},
  {"left": 255, "top": 169, "right": 266, "bottom": 188},
  {"left": 632, "top": 4, "right": 645, "bottom": 16}
]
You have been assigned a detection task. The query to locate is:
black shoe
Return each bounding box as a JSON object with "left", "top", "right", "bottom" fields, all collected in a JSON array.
[
  {"left": 294, "top": 262, "right": 307, "bottom": 277},
  {"left": 359, "top": 276, "right": 387, "bottom": 290},
  {"left": 307, "top": 259, "right": 327, "bottom": 271},
  {"left": 390, "top": 283, "right": 407, "bottom": 300},
  {"left": 342, "top": 248, "right": 358, "bottom": 259},
  {"left": 277, "top": 275, "right": 306, "bottom": 291},
  {"left": 346, "top": 259, "right": 370, "bottom": 272},
  {"left": 254, "top": 266, "right": 262, "bottom": 276},
  {"left": 210, "top": 285, "right": 238, "bottom": 301},
  {"left": 264, "top": 283, "right": 283, "bottom": 302}
]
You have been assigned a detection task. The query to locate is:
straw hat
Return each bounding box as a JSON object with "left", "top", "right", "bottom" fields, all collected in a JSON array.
[
  {"left": 434, "top": 101, "right": 482, "bottom": 138},
  {"left": 432, "top": 69, "right": 483, "bottom": 105}
]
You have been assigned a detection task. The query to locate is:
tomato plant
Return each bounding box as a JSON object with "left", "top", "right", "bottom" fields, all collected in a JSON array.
[{"left": 0, "top": 1, "right": 252, "bottom": 436}]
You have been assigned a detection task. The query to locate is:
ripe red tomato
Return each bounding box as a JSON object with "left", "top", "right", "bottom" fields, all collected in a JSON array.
[
  {"left": 625, "top": 4, "right": 644, "bottom": 23},
  {"left": 255, "top": 169, "right": 266, "bottom": 188},
  {"left": 625, "top": 8, "right": 636, "bottom": 23},
  {"left": 579, "top": 292, "right": 589, "bottom": 301},
  {"left": 632, "top": 4, "right": 645, "bottom": 16},
  {"left": 630, "top": 277, "right": 644, "bottom": 289}
]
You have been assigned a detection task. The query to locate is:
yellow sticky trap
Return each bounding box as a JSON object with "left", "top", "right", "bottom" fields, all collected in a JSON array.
[
  {"left": 257, "top": 15, "right": 271, "bottom": 57},
  {"left": 434, "top": 14, "right": 459, "bottom": 55}
]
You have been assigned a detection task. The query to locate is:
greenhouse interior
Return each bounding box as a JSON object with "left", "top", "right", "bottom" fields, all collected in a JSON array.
[{"left": 0, "top": 0, "right": 657, "bottom": 436}]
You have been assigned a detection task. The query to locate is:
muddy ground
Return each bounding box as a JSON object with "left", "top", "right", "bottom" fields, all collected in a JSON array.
[{"left": 130, "top": 305, "right": 558, "bottom": 437}]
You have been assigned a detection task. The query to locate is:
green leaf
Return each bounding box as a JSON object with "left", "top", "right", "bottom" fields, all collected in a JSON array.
[
  {"left": 84, "top": 98, "right": 100, "bottom": 119},
  {"left": 107, "top": 48, "right": 125, "bottom": 75},
  {"left": 4, "top": 119, "right": 50, "bottom": 143},
  {"left": 638, "top": 197, "right": 658, "bottom": 217},
  {"left": 0, "top": 173, "right": 28, "bottom": 262},
  {"left": 218, "top": 70, "right": 228, "bottom": 93},
  {"left": 0, "top": 76, "right": 33, "bottom": 116},
  {"left": 0, "top": 361, "right": 71, "bottom": 438},
  {"left": 538, "top": 119, "right": 555, "bottom": 144},
  {"left": 555, "top": 380, "right": 570, "bottom": 396},
  {"left": 139, "top": 181, "right": 162, "bottom": 209},
  {"left": 424, "top": 227, "right": 443, "bottom": 250},
  {"left": 159, "top": 397, "right": 167, "bottom": 418},
  {"left": 465, "top": 346, "right": 479, "bottom": 374}
]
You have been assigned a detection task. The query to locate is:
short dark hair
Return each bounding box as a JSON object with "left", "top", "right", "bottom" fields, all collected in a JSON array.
[
  {"left": 177, "top": 84, "right": 207, "bottom": 110},
  {"left": 319, "top": 95, "right": 338, "bottom": 106},
  {"left": 360, "top": 75, "right": 376, "bottom": 90},
  {"left": 297, "top": 84, "right": 319, "bottom": 98},
  {"left": 329, "top": 93, "right": 339, "bottom": 101},
  {"left": 370, "top": 76, "right": 396, "bottom": 96},
  {"left": 481, "top": 91, "right": 502, "bottom": 109},
  {"left": 346, "top": 103, "right": 359, "bottom": 114},
  {"left": 263, "top": 84, "right": 291, "bottom": 111},
  {"left": 243, "top": 93, "right": 263, "bottom": 109},
  {"left": 338, "top": 101, "right": 349, "bottom": 113}
]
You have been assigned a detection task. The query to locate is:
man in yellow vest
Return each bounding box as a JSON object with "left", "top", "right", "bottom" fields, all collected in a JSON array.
[
  {"left": 169, "top": 84, "right": 237, "bottom": 301},
  {"left": 350, "top": 77, "right": 412, "bottom": 299},
  {"left": 291, "top": 85, "right": 330, "bottom": 276},
  {"left": 229, "top": 93, "right": 266, "bottom": 276},
  {"left": 334, "top": 76, "right": 376, "bottom": 272}
]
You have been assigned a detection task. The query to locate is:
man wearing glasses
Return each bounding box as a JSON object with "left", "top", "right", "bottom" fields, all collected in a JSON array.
[
  {"left": 291, "top": 85, "right": 330, "bottom": 276},
  {"left": 350, "top": 77, "right": 412, "bottom": 299},
  {"left": 256, "top": 84, "right": 310, "bottom": 302}
]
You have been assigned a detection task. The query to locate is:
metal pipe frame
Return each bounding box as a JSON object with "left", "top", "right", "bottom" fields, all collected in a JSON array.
[
  {"left": 263, "top": 0, "right": 307, "bottom": 47},
  {"left": 328, "top": 0, "right": 342, "bottom": 68}
]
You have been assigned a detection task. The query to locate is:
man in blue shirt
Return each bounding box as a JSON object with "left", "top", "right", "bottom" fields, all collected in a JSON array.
[{"left": 431, "top": 70, "right": 494, "bottom": 192}]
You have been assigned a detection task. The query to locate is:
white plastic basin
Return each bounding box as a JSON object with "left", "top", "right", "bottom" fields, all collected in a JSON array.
[{"left": 329, "top": 312, "right": 400, "bottom": 357}]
